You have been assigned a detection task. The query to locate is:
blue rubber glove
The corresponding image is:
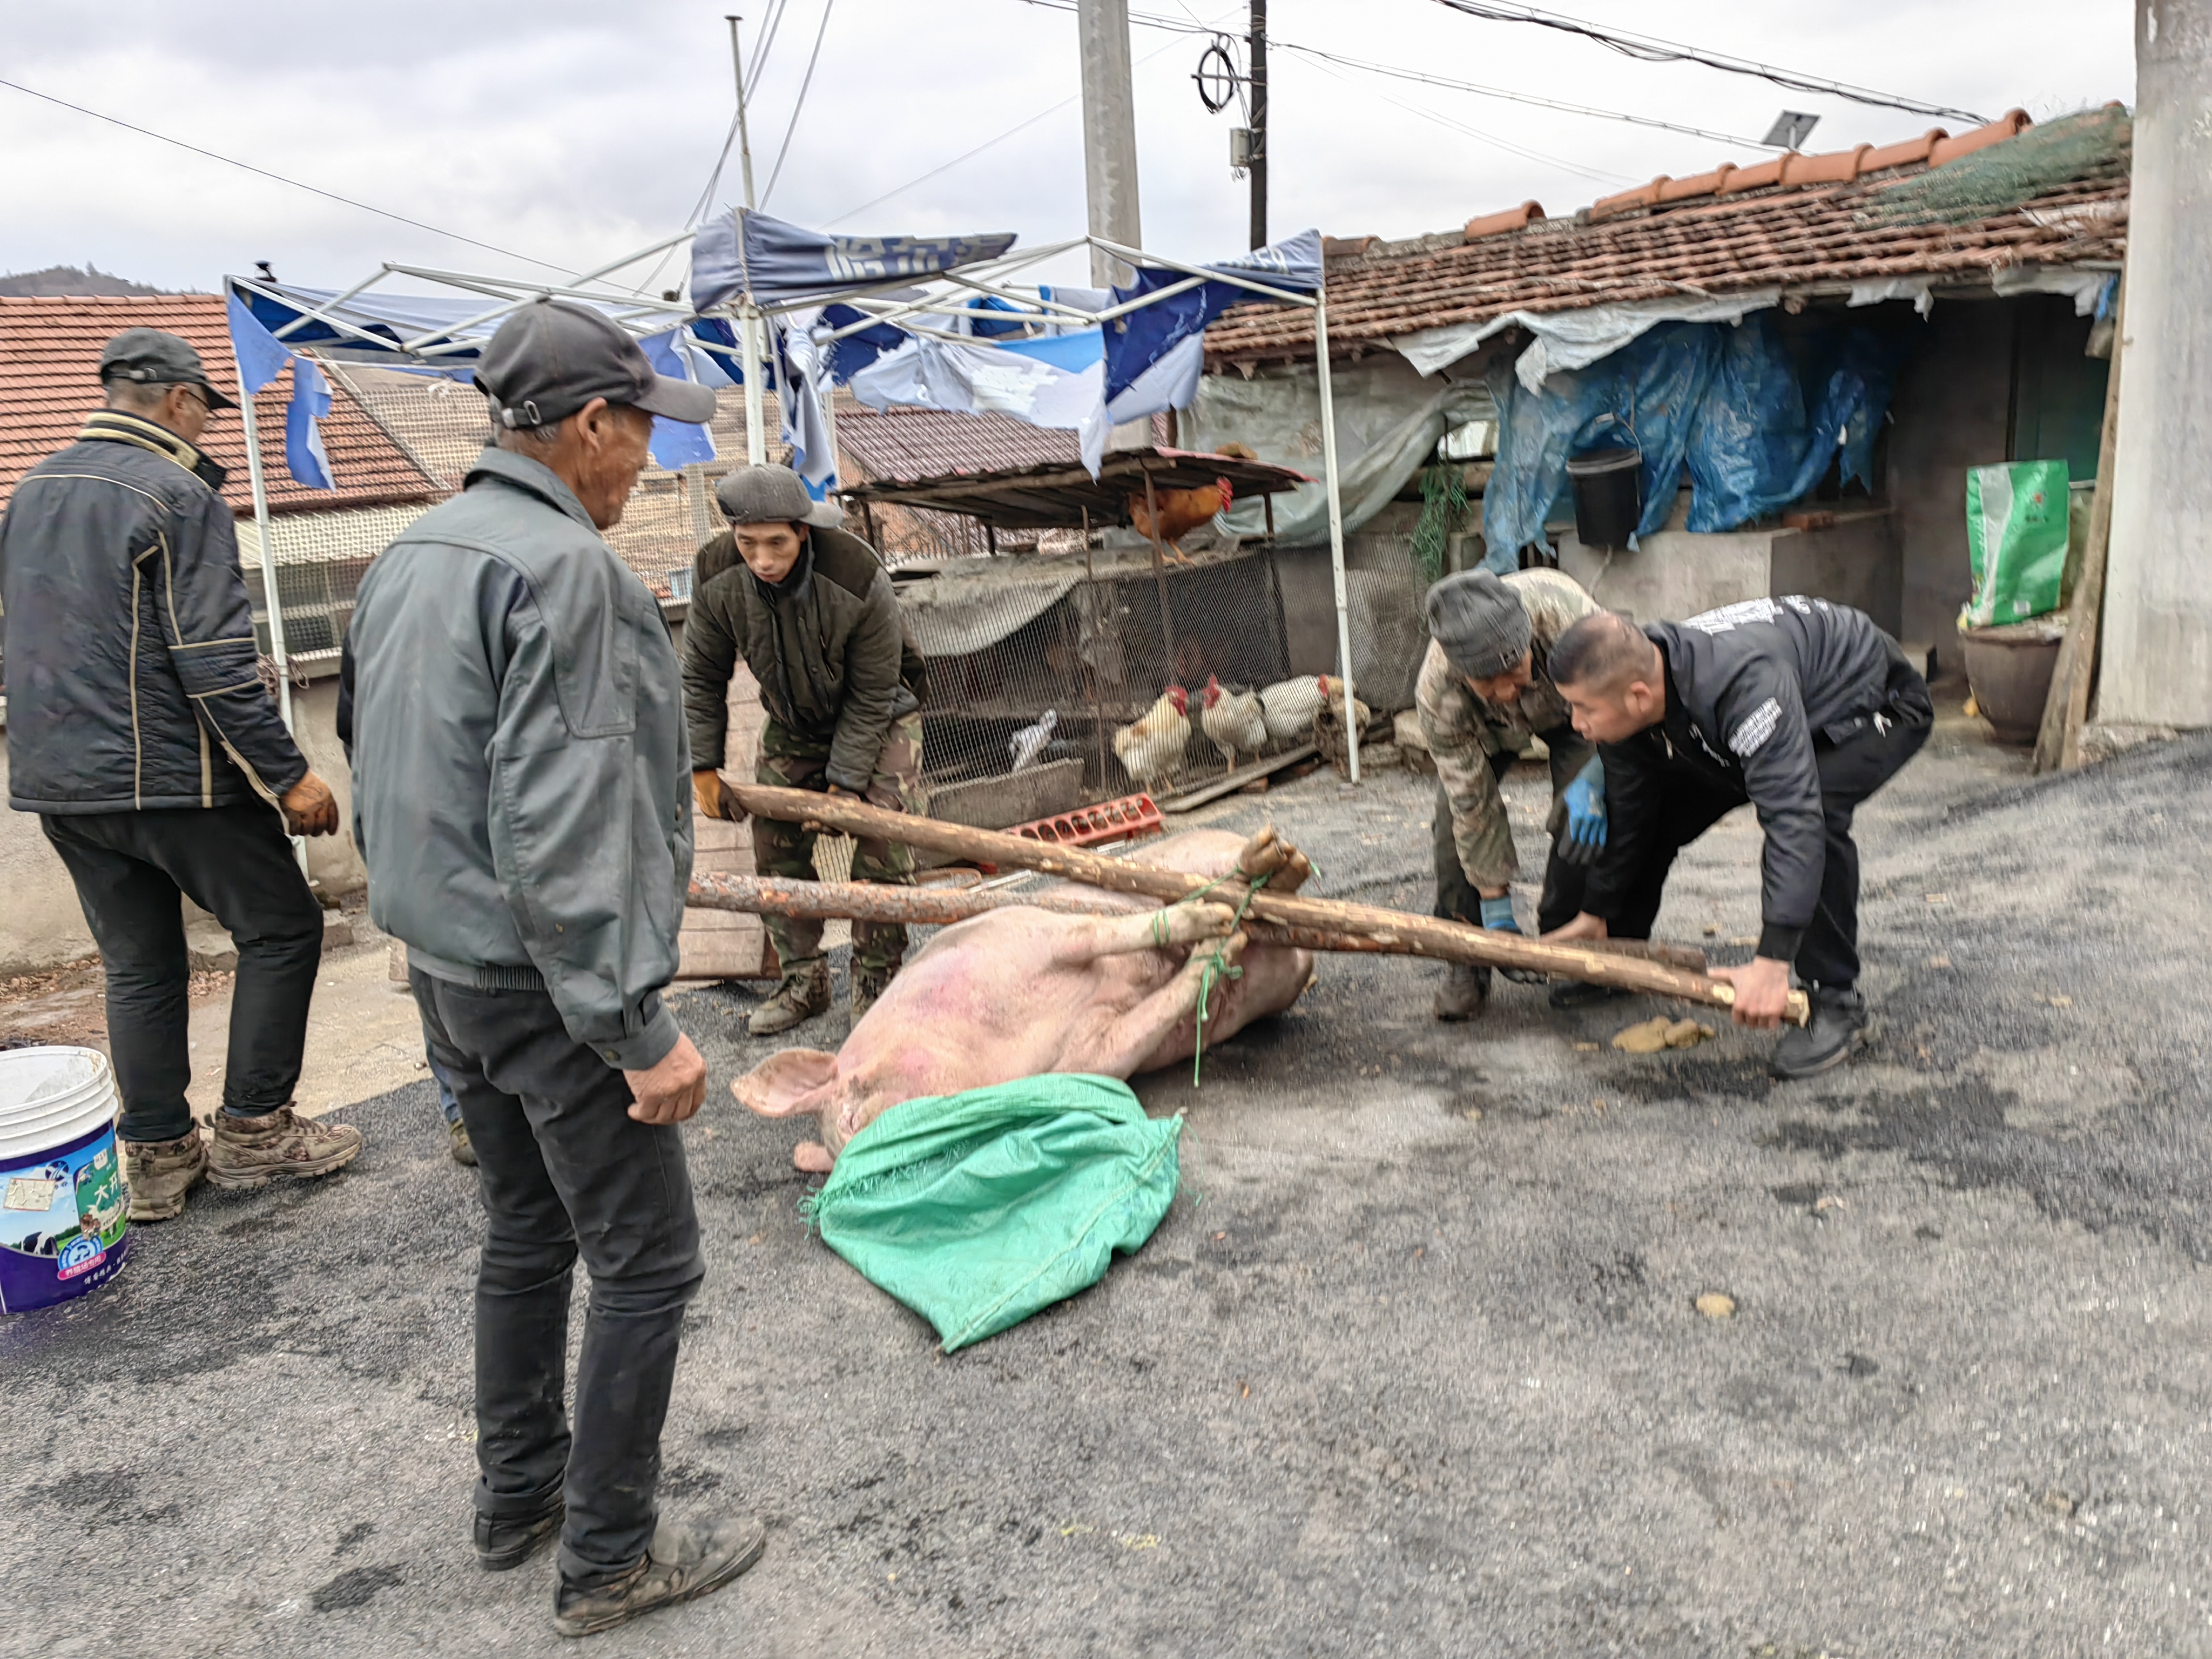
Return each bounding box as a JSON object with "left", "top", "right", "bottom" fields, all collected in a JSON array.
[
  {"left": 1479, "top": 894, "right": 1520, "bottom": 933},
  {"left": 1560, "top": 758, "right": 1607, "bottom": 866}
]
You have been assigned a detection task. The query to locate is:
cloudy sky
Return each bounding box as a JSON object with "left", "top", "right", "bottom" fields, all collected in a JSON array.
[{"left": 0, "top": 0, "right": 2134, "bottom": 297}]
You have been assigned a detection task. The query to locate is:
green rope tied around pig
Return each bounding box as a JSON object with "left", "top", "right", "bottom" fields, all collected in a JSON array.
[{"left": 1181, "top": 868, "right": 1272, "bottom": 1088}]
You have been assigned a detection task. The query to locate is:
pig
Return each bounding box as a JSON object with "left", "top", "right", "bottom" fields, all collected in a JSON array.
[{"left": 734, "top": 827, "right": 1316, "bottom": 1171}]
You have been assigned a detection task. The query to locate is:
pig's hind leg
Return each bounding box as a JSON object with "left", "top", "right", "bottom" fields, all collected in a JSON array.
[
  {"left": 1045, "top": 902, "right": 1236, "bottom": 963},
  {"left": 1068, "top": 932, "right": 1249, "bottom": 1078}
]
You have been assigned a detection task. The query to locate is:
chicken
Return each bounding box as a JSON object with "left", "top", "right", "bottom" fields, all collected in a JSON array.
[
  {"left": 1128, "top": 477, "right": 1234, "bottom": 558},
  {"left": 1199, "top": 675, "right": 1268, "bottom": 772},
  {"left": 1112, "top": 686, "right": 1191, "bottom": 791},
  {"left": 1258, "top": 675, "right": 1370, "bottom": 746}
]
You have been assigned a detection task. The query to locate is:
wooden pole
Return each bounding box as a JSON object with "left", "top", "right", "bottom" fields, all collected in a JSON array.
[
  {"left": 726, "top": 783, "right": 1805, "bottom": 1021},
  {"left": 2035, "top": 275, "right": 2127, "bottom": 774},
  {"left": 690, "top": 870, "right": 1709, "bottom": 974},
  {"left": 1138, "top": 462, "right": 1180, "bottom": 680}
]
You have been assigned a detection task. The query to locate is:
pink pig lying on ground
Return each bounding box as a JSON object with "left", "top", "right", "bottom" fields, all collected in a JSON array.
[{"left": 734, "top": 827, "right": 1317, "bottom": 1171}]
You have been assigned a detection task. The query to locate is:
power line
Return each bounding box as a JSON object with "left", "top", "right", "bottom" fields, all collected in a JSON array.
[
  {"left": 1427, "top": 1, "right": 1987, "bottom": 126},
  {"left": 0, "top": 76, "right": 575, "bottom": 275},
  {"left": 745, "top": 0, "right": 793, "bottom": 99},
  {"left": 763, "top": 0, "right": 838, "bottom": 208}
]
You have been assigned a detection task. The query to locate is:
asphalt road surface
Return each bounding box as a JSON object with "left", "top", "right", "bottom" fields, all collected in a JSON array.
[{"left": 9, "top": 717, "right": 2210, "bottom": 1657}]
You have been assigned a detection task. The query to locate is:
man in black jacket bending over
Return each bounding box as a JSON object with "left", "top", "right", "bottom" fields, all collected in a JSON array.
[{"left": 1543, "top": 597, "right": 1932, "bottom": 1078}]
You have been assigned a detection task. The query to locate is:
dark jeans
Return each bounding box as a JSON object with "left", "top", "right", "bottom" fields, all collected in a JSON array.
[
  {"left": 411, "top": 971, "right": 705, "bottom": 1588},
  {"left": 1600, "top": 712, "right": 1932, "bottom": 989},
  {"left": 1432, "top": 757, "right": 1588, "bottom": 936},
  {"left": 42, "top": 804, "right": 323, "bottom": 1143}
]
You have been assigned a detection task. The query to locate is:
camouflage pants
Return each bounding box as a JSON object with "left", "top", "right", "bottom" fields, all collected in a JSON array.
[{"left": 754, "top": 712, "right": 922, "bottom": 981}]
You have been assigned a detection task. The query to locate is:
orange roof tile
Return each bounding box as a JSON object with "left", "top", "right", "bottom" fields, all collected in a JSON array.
[
  {"left": 0, "top": 294, "right": 441, "bottom": 517},
  {"left": 1209, "top": 107, "right": 2122, "bottom": 365}
]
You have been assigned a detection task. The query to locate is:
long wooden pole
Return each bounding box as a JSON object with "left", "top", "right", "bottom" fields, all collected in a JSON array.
[
  {"left": 688, "top": 870, "right": 1711, "bottom": 974},
  {"left": 726, "top": 783, "right": 1804, "bottom": 1021}
]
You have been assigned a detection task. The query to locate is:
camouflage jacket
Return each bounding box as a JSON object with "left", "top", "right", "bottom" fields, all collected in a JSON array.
[{"left": 1415, "top": 567, "right": 1599, "bottom": 889}]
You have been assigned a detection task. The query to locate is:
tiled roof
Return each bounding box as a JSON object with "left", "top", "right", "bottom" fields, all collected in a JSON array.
[
  {"left": 834, "top": 403, "right": 1082, "bottom": 484},
  {"left": 0, "top": 295, "right": 442, "bottom": 515},
  {"left": 1205, "top": 107, "right": 2130, "bottom": 365}
]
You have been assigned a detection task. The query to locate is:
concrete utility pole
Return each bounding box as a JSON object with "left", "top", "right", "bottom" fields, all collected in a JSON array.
[
  {"left": 1077, "top": 0, "right": 1143, "bottom": 288},
  {"left": 1248, "top": 0, "right": 1268, "bottom": 250},
  {"left": 2098, "top": 0, "right": 2212, "bottom": 727}
]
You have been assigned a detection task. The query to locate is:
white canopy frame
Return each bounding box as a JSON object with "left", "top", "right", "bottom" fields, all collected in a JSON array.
[{"left": 226, "top": 225, "right": 1365, "bottom": 780}]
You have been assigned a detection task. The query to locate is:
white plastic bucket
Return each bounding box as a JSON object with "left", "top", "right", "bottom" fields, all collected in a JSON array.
[{"left": 0, "top": 1046, "right": 132, "bottom": 1313}]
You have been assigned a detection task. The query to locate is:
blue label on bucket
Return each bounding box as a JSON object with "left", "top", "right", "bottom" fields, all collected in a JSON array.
[{"left": 1, "top": 1119, "right": 130, "bottom": 1314}]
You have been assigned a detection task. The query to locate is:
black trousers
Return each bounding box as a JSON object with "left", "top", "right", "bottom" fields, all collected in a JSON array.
[
  {"left": 1432, "top": 746, "right": 1589, "bottom": 936},
  {"left": 411, "top": 971, "right": 705, "bottom": 1588},
  {"left": 1600, "top": 712, "right": 1931, "bottom": 989},
  {"left": 42, "top": 803, "right": 323, "bottom": 1143}
]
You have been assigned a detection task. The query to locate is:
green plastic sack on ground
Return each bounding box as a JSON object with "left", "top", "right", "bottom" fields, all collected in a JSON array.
[
  {"left": 1963, "top": 460, "right": 2070, "bottom": 626},
  {"left": 802, "top": 1074, "right": 1182, "bottom": 1352}
]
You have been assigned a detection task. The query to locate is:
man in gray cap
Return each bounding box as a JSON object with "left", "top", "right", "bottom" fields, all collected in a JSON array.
[
  {"left": 343, "top": 299, "right": 765, "bottom": 1636},
  {"left": 1416, "top": 567, "right": 1611, "bottom": 1020},
  {"left": 0, "top": 326, "right": 358, "bottom": 1221},
  {"left": 681, "top": 463, "right": 926, "bottom": 1033}
]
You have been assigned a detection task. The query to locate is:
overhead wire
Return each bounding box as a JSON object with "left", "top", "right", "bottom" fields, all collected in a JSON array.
[
  {"left": 1426, "top": 0, "right": 1987, "bottom": 126},
  {"left": 762, "top": 0, "right": 838, "bottom": 208},
  {"left": 745, "top": 0, "right": 793, "bottom": 100}
]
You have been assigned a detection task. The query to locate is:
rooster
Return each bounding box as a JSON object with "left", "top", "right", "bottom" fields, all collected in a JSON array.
[
  {"left": 1199, "top": 675, "right": 1268, "bottom": 772},
  {"left": 1112, "top": 686, "right": 1191, "bottom": 791},
  {"left": 1128, "top": 478, "right": 1233, "bottom": 561},
  {"left": 1258, "top": 675, "right": 1370, "bottom": 746}
]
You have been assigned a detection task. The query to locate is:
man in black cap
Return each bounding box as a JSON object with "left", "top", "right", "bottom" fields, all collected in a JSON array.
[
  {"left": 1417, "top": 567, "right": 1611, "bottom": 1020},
  {"left": 0, "top": 327, "right": 359, "bottom": 1222},
  {"left": 344, "top": 299, "right": 764, "bottom": 1635},
  {"left": 681, "top": 463, "right": 926, "bottom": 1033},
  {"left": 1545, "top": 598, "right": 1932, "bottom": 1077}
]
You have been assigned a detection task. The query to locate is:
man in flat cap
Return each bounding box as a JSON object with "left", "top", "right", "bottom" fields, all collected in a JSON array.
[
  {"left": 0, "top": 327, "right": 357, "bottom": 1221},
  {"left": 1417, "top": 567, "right": 1613, "bottom": 1020},
  {"left": 681, "top": 464, "right": 926, "bottom": 1034},
  {"left": 343, "top": 299, "right": 764, "bottom": 1636}
]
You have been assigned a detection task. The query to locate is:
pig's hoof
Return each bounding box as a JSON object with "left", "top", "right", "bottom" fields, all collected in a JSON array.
[
  {"left": 1173, "top": 902, "right": 1238, "bottom": 943},
  {"left": 794, "top": 1141, "right": 836, "bottom": 1174}
]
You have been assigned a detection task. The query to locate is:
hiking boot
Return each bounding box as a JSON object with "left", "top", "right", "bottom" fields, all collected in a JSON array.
[
  {"left": 850, "top": 965, "right": 895, "bottom": 1024},
  {"left": 206, "top": 1105, "right": 364, "bottom": 1191},
  {"left": 1772, "top": 985, "right": 1871, "bottom": 1080},
  {"left": 448, "top": 1117, "right": 478, "bottom": 1168},
  {"left": 123, "top": 1125, "right": 208, "bottom": 1222},
  {"left": 1432, "top": 962, "right": 1490, "bottom": 1021},
  {"left": 748, "top": 965, "right": 831, "bottom": 1038},
  {"left": 1549, "top": 980, "right": 1635, "bottom": 1011},
  {"left": 553, "top": 1514, "right": 768, "bottom": 1638},
  {"left": 476, "top": 1493, "right": 563, "bottom": 1572}
]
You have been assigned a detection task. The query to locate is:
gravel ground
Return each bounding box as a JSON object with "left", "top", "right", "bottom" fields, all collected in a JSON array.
[{"left": 8, "top": 709, "right": 2211, "bottom": 1657}]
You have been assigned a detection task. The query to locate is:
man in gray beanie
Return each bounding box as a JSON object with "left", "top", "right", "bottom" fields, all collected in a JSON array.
[
  {"left": 1417, "top": 567, "right": 1611, "bottom": 1020},
  {"left": 680, "top": 464, "right": 927, "bottom": 1033}
]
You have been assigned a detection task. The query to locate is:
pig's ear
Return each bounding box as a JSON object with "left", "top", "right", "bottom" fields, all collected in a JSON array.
[{"left": 732, "top": 1049, "right": 840, "bottom": 1117}]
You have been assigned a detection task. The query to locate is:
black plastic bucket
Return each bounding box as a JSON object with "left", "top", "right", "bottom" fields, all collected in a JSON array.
[{"left": 1566, "top": 446, "right": 1642, "bottom": 550}]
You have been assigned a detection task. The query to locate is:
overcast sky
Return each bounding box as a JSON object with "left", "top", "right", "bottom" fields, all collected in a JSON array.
[{"left": 0, "top": 0, "right": 2135, "bottom": 298}]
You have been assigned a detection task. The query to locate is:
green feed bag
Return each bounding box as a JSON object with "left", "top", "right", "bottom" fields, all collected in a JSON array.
[
  {"left": 803, "top": 1074, "right": 1182, "bottom": 1352},
  {"left": 1963, "top": 460, "right": 2070, "bottom": 628}
]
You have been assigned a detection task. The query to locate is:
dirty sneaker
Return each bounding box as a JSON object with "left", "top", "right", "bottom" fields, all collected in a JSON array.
[
  {"left": 1432, "top": 962, "right": 1489, "bottom": 1021},
  {"left": 206, "top": 1105, "right": 364, "bottom": 1191},
  {"left": 123, "top": 1125, "right": 208, "bottom": 1221},
  {"left": 554, "top": 1515, "right": 768, "bottom": 1638},
  {"left": 1771, "top": 985, "right": 1871, "bottom": 1080},
  {"left": 476, "top": 1493, "right": 563, "bottom": 1572},
  {"left": 748, "top": 966, "right": 831, "bottom": 1038},
  {"left": 448, "top": 1117, "right": 478, "bottom": 1168},
  {"left": 849, "top": 965, "right": 895, "bottom": 1024}
]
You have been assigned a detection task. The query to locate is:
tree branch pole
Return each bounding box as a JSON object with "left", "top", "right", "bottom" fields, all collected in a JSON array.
[
  {"left": 724, "top": 783, "right": 1805, "bottom": 1022},
  {"left": 688, "top": 870, "right": 1711, "bottom": 974}
]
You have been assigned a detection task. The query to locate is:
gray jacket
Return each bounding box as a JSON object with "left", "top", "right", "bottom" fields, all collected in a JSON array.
[{"left": 345, "top": 447, "right": 692, "bottom": 1070}]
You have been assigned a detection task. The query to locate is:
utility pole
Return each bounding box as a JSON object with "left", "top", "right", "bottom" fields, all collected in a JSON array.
[
  {"left": 1247, "top": 0, "right": 1267, "bottom": 249},
  {"left": 726, "top": 14, "right": 767, "bottom": 465},
  {"left": 2099, "top": 0, "right": 2212, "bottom": 727},
  {"left": 1077, "top": 0, "right": 1143, "bottom": 288}
]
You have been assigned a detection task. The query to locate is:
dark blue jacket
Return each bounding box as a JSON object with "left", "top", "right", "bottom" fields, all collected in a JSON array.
[{"left": 1, "top": 412, "right": 306, "bottom": 814}]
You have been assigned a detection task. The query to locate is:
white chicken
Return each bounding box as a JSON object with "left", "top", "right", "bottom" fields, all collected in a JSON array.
[
  {"left": 1257, "top": 675, "right": 1370, "bottom": 746},
  {"left": 1112, "top": 686, "right": 1191, "bottom": 791},
  {"left": 1199, "top": 675, "right": 1269, "bottom": 772}
]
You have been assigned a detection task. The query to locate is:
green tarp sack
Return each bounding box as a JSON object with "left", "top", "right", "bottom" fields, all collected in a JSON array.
[
  {"left": 802, "top": 1074, "right": 1182, "bottom": 1352},
  {"left": 1963, "top": 460, "right": 2070, "bottom": 627}
]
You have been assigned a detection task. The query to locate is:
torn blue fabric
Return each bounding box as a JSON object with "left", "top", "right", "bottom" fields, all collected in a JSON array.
[
  {"left": 1102, "top": 229, "right": 1322, "bottom": 412},
  {"left": 638, "top": 330, "right": 718, "bottom": 470},
  {"left": 284, "top": 356, "right": 334, "bottom": 490}
]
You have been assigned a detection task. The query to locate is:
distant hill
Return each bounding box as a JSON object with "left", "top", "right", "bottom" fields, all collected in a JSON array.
[{"left": 0, "top": 265, "right": 171, "bottom": 298}]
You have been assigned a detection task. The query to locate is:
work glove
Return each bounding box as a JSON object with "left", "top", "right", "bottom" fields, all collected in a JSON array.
[
  {"left": 1482, "top": 894, "right": 1547, "bottom": 983},
  {"left": 692, "top": 768, "right": 741, "bottom": 823},
  {"left": 1559, "top": 758, "right": 1607, "bottom": 865}
]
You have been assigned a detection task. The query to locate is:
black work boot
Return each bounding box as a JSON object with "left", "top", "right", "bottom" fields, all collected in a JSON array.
[
  {"left": 1772, "top": 984, "right": 1871, "bottom": 1079},
  {"left": 476, "top": 1493, "right": 563, "bottom": 1571},
  {"left": 554, "top": 1515, "right": 768, "bottom": 1637},
  {"left": 1433, "top": 962, "right": 1491, "bottom": 1021},
  {"left": 748, "top": 963, "right": 831, "bottom": 1038},
  {"left": 1548, "top": 980, "right": 1634, "bottom": 1011}
]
